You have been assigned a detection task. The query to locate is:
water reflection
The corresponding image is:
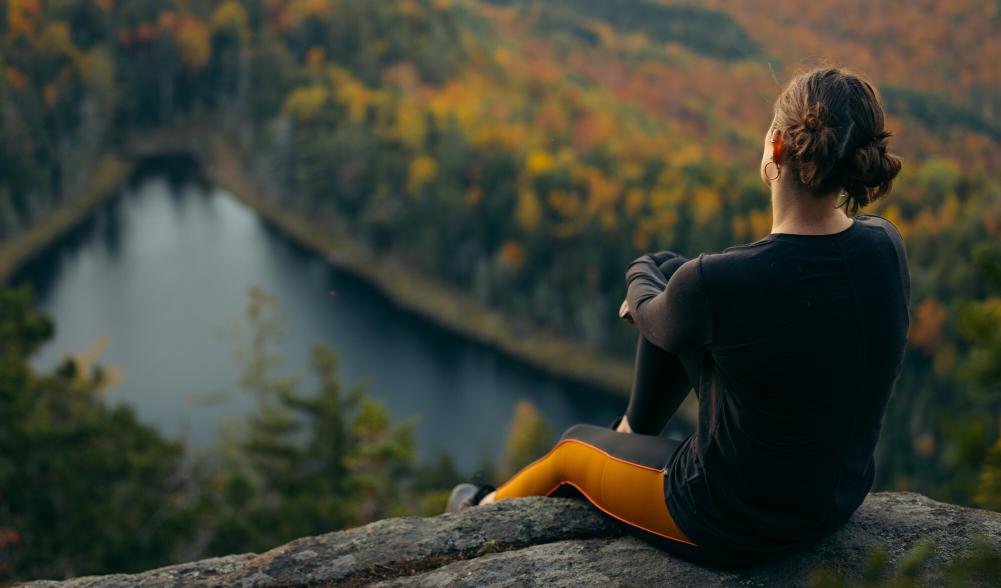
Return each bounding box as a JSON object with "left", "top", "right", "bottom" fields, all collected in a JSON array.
[{"left": 12, "top": 165, "right": 653, "bottom": 471}]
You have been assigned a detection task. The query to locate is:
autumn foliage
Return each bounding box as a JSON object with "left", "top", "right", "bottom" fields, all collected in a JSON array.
[{"left": 1, "top": 0, "right": 1000, "bottom": 577}]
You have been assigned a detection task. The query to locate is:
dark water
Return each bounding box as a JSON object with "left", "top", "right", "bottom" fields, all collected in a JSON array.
[{"left": 12, "top": 169, "right": 630, "bottom": 471}]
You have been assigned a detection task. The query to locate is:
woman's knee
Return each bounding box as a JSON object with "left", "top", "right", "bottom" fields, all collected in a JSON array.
[
  {"left": 658, "top": 256, "right": 688, "bottom": 280},
  {"left": 559, "top": 423, "right": 589, "bottom": 441},
  {"left": 558, "top": 423, "right": 609, "bottom": 443}
]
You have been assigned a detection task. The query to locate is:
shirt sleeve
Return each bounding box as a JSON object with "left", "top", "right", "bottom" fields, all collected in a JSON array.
[
  {"left": 625, "top": 253, "right": 712, "bottom": 353},
  {"left": 879, "top": 218, "right": 911, "bottom": 315}
]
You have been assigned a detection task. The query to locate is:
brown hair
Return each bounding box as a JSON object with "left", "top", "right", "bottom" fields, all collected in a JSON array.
[{"left": 773, "top": 67, "right": 902, "bottom": 214}]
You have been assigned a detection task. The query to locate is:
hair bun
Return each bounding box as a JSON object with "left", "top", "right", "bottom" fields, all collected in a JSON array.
[
  {"left": 773, "top": 67, "right": 903, "bottom": 214},
  {"left": 844, "top": 135, "right": 902, "bottom": 194},
  {"left": 783, "top": 101, "right": 841, "bottom": 190},
  {"left": 802, "top": 109, "right": 825, "bottom": 132}
]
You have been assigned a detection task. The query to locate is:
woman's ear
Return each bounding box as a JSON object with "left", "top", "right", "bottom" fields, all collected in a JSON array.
[{"left": 771, "top": 130, "right": 784, "bottom": 164}]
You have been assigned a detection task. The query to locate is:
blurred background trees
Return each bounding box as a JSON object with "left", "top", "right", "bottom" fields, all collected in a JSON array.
[
  {"left": 0, "top": 286, "right": 193, "bottom": 579},
  {"left": 0, "top": 283, "right": 555, "bottom": 581},
  {"left": 958, "top": 244, "right": 1001, "bottom": 511}
]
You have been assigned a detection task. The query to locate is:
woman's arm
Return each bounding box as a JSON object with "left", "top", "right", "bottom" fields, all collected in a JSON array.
[{"left": 624, "top": 253, "right": 712, "bottom": 353}]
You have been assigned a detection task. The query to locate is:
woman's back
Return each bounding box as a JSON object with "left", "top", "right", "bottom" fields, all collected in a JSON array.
[{"left": 662, "top": 214, "right": 910, "bottom": 558}]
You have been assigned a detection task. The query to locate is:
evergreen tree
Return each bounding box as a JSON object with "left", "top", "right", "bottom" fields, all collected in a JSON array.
[{"left": 0, "top": 286, "right": 194, "bottom": 581}]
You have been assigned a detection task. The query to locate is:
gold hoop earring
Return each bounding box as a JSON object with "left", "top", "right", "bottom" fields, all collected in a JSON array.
[{"left": 764, "top": 160, "right": 780, "bottom": 181}]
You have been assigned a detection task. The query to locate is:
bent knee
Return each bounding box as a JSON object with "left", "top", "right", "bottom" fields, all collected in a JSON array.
[
  {"left": 559, "top": 423, "right": 609, "bottom": 443},
  {"left": 658, "top": 256, "right": 687, "bottom": 279},
  {"left": 559, "top": 423, "right": 590, "bottom": 441}
]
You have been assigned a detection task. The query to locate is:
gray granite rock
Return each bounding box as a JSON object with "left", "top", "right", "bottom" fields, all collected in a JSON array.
[{"left": 22, "top": 492, "right": 1001, "bottom": 587}]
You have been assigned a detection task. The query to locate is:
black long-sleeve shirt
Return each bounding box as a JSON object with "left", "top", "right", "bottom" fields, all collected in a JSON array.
[{"left": 625, "top": 214, "right": 910, "bottom": 558}]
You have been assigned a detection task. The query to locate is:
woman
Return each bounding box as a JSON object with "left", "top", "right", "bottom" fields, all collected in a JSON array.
[{"left": 446, "top": 67, "right": 910, "bottom": 568}]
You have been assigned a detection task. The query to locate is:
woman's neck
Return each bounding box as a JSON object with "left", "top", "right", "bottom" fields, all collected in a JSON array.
[{"left": 769, "top": 176, "right": 853, "bottom": 235}]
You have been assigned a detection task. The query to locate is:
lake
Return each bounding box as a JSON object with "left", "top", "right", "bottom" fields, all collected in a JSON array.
[{"left": 11, "top": 163, "right": 647, "bottom": 472}]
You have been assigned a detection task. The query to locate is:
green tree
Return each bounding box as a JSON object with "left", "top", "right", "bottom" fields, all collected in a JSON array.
[
  {"left": 199, "top": 287, "right": 419, "bottom": 556},
  {"left": 0, "top": 286, "right": 193, "bottom": 582},
  {"left": 957, "top": 244, "right": 1001, "bottom": 511}
]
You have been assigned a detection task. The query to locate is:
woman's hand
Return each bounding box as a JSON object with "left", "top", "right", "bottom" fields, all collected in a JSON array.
[{"left": 619, "top": 298, "right": 634, "bottom": 324}]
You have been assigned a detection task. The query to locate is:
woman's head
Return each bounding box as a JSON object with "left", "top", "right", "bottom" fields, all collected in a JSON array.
[{"left": 761, "top": 67, "right": 902, "bottom": 214}]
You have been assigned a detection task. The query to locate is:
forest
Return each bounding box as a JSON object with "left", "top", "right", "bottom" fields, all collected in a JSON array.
[{"left": 1, "top": 0, "right": 1000, "bottom": 581}]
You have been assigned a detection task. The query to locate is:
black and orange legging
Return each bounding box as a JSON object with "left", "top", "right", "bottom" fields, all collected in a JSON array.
[
  {"left": 492, "top": 422, "right": 696, "bottom": 552},
  {"left": 493, "top": 255, "right": 700, "bottom": 556},
  {"left": 493, "top": 423, "right": 697, "bottom": 553}
]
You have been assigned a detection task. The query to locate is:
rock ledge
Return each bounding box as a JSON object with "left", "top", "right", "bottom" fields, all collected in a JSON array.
[{"left": 24, "top": 492, "right": 1001, "bottom": 587}]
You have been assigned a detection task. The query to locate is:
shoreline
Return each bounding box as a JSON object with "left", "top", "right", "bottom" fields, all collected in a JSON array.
[
  {"left": 2, "top": 128, "right": 697, "bottom": 412},
  {"left": 0, "top": 153, "right": 131, "bottom": 284},
  {"left": 202, "top": 133, "right": 642, "bottom": 399}
]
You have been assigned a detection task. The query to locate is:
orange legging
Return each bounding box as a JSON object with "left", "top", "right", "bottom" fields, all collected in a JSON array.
[{"left": 494, "top": 423, "right": 695, "bottom": 547}]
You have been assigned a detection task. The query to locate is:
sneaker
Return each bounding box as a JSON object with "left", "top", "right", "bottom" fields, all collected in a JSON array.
[{"left": 445, "top": 483, "right": 496, "bottom": 513}]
